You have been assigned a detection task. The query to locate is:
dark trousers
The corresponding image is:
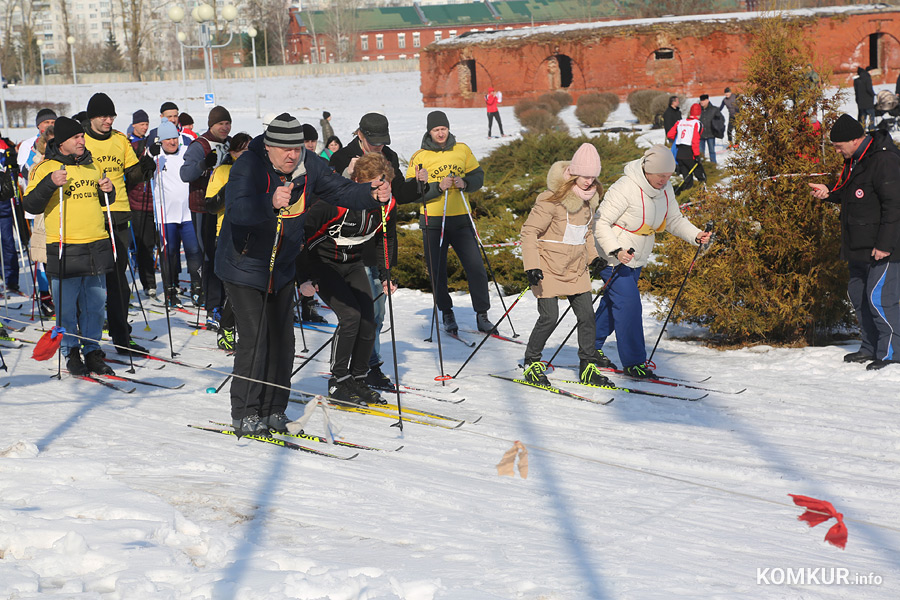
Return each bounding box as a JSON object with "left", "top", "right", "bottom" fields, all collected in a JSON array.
[
  {"left": 675, "top": 157, "right": 706, "bottom": 192},
  {"left": 0, "top": 212, "right": 18, "bottom": 289},
  {"left": 594, "top": 265, "right": 646, "bottom": 369},
  {"left": 848, "top": 259, "right": 900, "bottom": 361},
  {"left": 130, "top": 209, "right": 157, "bottom": 292},
  {"left": 312, "top": 260, "right": 375, "bottom": 380},
  {"left": 525, "top": 292, "right": 596, "bottom": 364},
  {"left": 422, "top": 214, "right": 490, "bottom": 315},
  {"left": 225, "top": 281, "right": 295, "bottom": 420},
  {"left": 105, "top": 210, "right": 133, "bottom": 346},
  {"left": 487, "top": 111, "right": 504, "bottom": 137},
  {"left": 194, "top": 211, "right": 224, "bottom": 312}
]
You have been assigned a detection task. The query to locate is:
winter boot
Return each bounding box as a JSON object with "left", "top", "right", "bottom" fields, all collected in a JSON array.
[
  {"left": 353, "top": 376, "right": 386, "bottom": 405},
  {"left": 523, "top": 361, "right": 550, "bottom": 386},
  {"left": 476, "top": 312, "right": 495, "bottom": 334},
  {"left": 39, "top": 293, "right": 55, "bottom": 318},
  {"left": 84, "top": 350, "right": 114, "bottom": 376},
  {"left": 594, "top": 348, "right": 617, "bottom": 369},
  {"left": 328, "top": 376, "right": 367, "bottom": 406},
  {"left": 262, "top": 412, "right": 290, "bottom": 434},
  {"left": 190, "top": 281, "right": 202, "bottom": 307},
  {"left": 442, "top": 310, "right": 458, "bottom": 334},
  {"left": 580, "top": 360, "right": 613, "bottom": 387},
  {"left": 365, "top": 363, "right": 394, "bottom": 391},
  {"left": 165, "top": 287, "right": 183, "bottom": 309},
  {"left": 66, "top": 348, "right": 88, "bottom": 376},
  {"left": 232, "top": 414, "right": 269, "bottom": 437},
  {"left": 301, "top": 296, "right": 327, "bottom": 324},
  {"left": 843, "top": 350, "right": 874, "bottom": 363},
  {"left": 624, "top": 363, "right": 657, "bottom": 379},
  {"left": 117, "top": 338, "right": 148, "bottom": 357},
  {"left": 217, "top": 327, "right": 236, "bottom": 351}
]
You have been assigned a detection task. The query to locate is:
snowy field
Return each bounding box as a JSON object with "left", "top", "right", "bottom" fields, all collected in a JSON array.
[{"left": 1, "top": 70, "right": 899, "bottom": 599}]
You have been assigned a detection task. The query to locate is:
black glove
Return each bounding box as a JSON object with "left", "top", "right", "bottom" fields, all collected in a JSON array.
[
  {"left": 589, "top": 257, "right": 608, "bottom": 279},
  {"left": 204, "top": 150, "right": 218, "bottom": 169},
  {"left": 148, "top": 141, "right": 161, "bottom": 157},
  {"left": 525, "top": 268, "right": 544, "bottom": 287},
  {"left": 139, "top": 154, "right": 156, "bottom": 179},
  {"left": 98, "top": 188, "right": 112, "bottom": 207}
]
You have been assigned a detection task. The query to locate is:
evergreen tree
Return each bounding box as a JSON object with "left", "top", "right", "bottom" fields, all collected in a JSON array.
[
  {"left": 100, "top": 30, "right": 124, "bottom": 73},
  {"left": 645, "top": 17, "right": 848, "bottom": 345}
]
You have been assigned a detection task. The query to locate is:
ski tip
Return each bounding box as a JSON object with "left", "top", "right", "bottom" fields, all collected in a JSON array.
[
  {"left": 393, "top": 445, "right": 405, "bottom": 452},
  {"left": 735, "top": 388, "right": 747, "bottom": 394},
  {"left": 468, "top": 416, "right": 483, "bottom": 425},
  {"left": 692, "top": 393, "right": 709, "bottom": 401}
]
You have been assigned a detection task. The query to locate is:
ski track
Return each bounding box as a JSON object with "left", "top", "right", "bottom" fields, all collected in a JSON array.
[{"left": 2, "top": 72, "right": 899, "bottom": 598}]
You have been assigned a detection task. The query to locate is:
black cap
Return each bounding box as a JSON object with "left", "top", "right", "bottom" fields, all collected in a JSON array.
[
  {"left": 87, "top": 93, "right": 116, "bottom": 119},
  {"left": 358, "top": 112, "right": 390, "bottom": 145},
  {"left": 54, "top": 116, "right": 84, "bottom": 144},
  {"left": 830, "top": 113, "right": 865, "bottom": 143},
  {"left": 699, "top": 94, "right": 709, "bottom": 101},
  {"left": 132, "top": 109, "right": 149, "bottom": 124},
  {"left": 178, "top": 112, "right": 193, "bottom": 126},
  {"left": 160, "top": 101, "right": 178, "bottom": 114},
  {"left": 35, "top": 108, "right": 57, "bottom": 128},
  {"left": 323, "top": 111, "right": 331, "bottom": 119},
  {"left": 426, "top": 110, "right": 450, "bottom": 132},
  {"left": 302, "top": 123, "right": 318, "bottom": 141}
]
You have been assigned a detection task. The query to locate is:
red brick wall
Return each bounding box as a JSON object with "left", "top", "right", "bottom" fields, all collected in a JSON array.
[{"left": 420, "top": 10, "right": 900, "bottom": 108}]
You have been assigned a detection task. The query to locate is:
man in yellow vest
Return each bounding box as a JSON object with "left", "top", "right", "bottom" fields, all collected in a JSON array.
[
  {"left": 82, "top": 92, "right": 153, "bottom": 356},
  {"left": 23, "top": 117, "right": 117, "bottom": 376}
]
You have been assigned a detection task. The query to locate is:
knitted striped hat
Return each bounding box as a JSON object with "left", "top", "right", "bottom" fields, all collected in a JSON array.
[{"left": 264, "top": 113, "right": 304, "bottom": 148}]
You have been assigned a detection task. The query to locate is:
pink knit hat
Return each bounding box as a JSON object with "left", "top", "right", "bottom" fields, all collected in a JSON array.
[{"left": 567, "top": 143, "right": 602, "bottom": 178}]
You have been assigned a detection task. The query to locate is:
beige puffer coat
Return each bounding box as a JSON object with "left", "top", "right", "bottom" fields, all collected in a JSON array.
[
  {"left": 594, "top": 157, "right": 701, "bottom": 268},
  {"left": 521, "top": 161, "right": 600, "bottom": 299}
]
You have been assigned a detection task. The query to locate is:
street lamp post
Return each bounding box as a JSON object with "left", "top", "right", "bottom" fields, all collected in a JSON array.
[
  {"left": 35, "top": 39, "right": 46, "bottom": 92},
  {"left": 67, "top": 35, "right": 77, "bottom": 85},
  {"left": 168, "top": 3, "right": 238, "bottom": 101},
  {"left": 248, "top": 27, "right": 259, "bottom": 118}
]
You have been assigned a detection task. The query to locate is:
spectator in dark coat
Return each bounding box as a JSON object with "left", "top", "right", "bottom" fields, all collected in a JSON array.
[
  {"left": 698, "top": 94, "right": 725, "bottom": 165},
  {"left": 662, "top": 96, "right": 681, "bottom": 158},
  {"left": 719, "top": 87, "right": 737, "bottom": 146},
  {"left": 854, "top": 66, "right": 876, "bottom": 131}
]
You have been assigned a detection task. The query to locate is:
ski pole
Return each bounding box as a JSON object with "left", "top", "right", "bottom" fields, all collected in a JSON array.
[
  {"left": 647, "top": 222, "right": 713, "bottom": 366},
  {"left": 451, "top": 285, "right": 531, "bottom": 380},
  {"left": 14, "top": 186, "right": 45, "bottom": 327},
  {"left": 125, "top": 225, "right": 151, "bottom": 331},
  {"left": 545, "top": 248, "right": 634, "bottom": 368},
  {"left": 154, "top": 156, "right": 177, "bottom": 358},
  {"left": 380, "top": 201, "right": 403, "bottom": 430},
  {"left": 293, "top": 286, "right": 309, "bottom": 352},
  {"left": 101, "top": 173, "right": 135, "bottom": 374},
  {"left": 417, "top": 165, "right": 448, "bottom": 385},
  {"left": 460, "top": 190, "right": 518, "bottom": 337},
  {"left": 54, "top": 182, "right": 64, "bottom": 378}
]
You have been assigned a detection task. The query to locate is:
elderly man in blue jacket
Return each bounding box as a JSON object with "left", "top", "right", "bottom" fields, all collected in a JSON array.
[{"left": 217, "top": 113, "right": 391, "bottom": 436}]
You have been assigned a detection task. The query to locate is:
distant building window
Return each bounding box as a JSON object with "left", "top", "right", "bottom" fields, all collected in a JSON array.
[
  {"left": 414, "top": 53, "right": 419, "bottom": 59},
  {"left": 486, "top": 28, "right": 494, "bottom": 32},
  {"left": 449, "top": 30, "right": 457, "bottom": 38},
  {"left": 504, "top": 27, "right": 513, "bottom": 30},
  {"left": 361, "top": 35, "right": 368, "bottom": 51},
  {"left": 654, "top": 48, "right": 674, "bottom": 60},
  {"left": 363, "top": 56, "right": 370, "bottom": 61},
  {"left": 320, "top": 46, "right": 327, "bottom": 62},
  {"left": 434, "top": 31, "right": 442, "bottom": 42},
  {"left": 377, "top": 55, "right": 385, "bottom": 61},
  {"left": 376, "top": 34, "right": 383, "bottom": 50},
  {"left": 399, "top": 54, "right": 407, "bottom": 60},
  {"left": 413, "top": 32, "right": 420, "bottom": 47},
  {"left": 470, "top": 29, "right": 479, "bottom": 33},
  {"left": 398, "top": 33, "right": 405, "bottom": 49},
  {"left": 233, "top": 52, "right": 241, "bottom": 64}
]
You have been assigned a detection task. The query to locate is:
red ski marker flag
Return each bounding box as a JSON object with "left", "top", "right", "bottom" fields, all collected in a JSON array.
[
  {"left": 789, "top": 494, "right": 848, "bottom": 549},
  {"left": 32, "top": 326, "right": 65, "bottom": 361}
]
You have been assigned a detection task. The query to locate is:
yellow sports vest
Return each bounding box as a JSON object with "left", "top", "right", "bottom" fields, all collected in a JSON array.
[
  {"left": 25, "top": 158, "right": 109, "bottom": 244},
  {"left": 407, "top": 142, "right": 480, "bottom": 218},
  {"left": 206, "top": 163, "right": 232, "bottom": 237},
  {"left": 84, "top": 130, "right": 139, "bottom": 212}
]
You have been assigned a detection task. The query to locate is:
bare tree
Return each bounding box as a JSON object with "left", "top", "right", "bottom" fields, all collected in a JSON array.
[
  {"left": 115, "top": 0, "right": 166, "bottom": 81},
  {"left": 264, "top": 0, "right": 292, "bottom": 65},
  {"left": 322, "top": 0, "right": 361, "bottom": 63}
]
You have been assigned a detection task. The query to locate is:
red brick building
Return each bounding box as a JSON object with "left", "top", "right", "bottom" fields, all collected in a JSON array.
[{"left": 418, "top": 5, "right": 900, "bottom": 108}]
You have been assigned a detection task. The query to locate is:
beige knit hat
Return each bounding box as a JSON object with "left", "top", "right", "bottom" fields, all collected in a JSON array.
[{"left": 641, "top": 144, "right": 676, "bottom": 174}]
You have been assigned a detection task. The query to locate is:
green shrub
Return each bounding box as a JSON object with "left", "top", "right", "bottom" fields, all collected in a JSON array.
[{"left": 627, "top": 89, "right": 668, "bottom": 123}]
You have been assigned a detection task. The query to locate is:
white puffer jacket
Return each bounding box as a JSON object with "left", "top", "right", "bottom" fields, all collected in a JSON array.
[{"left": 594, "top": 157, "right": 701, "bottom": 268}]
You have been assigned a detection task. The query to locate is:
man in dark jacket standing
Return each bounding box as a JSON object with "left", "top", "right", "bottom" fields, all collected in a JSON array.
[
  {"left": 854, "top": 66, "right": 876, "bottom": 131},
  {"left": 329, "top": 112, "right": 422, "bottom": 389},
  {"left": 698, "top": 94, "right": 725, "bottom": 165},
  {"left": 662, "top": 96, "right": 681, "bottom": 158},
  {"left": 217, "top": 113, "right": 391, "bottom": 436},
  {"left": 127, "top": 109, "right": 158, "bottom": 297},
  {"left": 810, "top": 114, "right": 900, "bottom": 370}
]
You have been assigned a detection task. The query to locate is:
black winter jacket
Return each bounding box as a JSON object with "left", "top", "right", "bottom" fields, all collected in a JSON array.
[
  {"left": 827, "top": 130, "right": 900, "bottom": 262},
  {"left": 215, "top": 134, "right": 381, "bottom": 292},
  {"left": 854, "top": 67, "right": 876, "bottom": 110}
]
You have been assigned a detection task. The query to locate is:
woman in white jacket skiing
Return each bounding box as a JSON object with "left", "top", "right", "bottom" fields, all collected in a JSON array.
[{"left": 593, "top": 145, "right": 711, "bottom": 378}]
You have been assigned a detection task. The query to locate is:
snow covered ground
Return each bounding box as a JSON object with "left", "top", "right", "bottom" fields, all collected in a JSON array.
[{"left": 1, "top": 71, "right": 899, "bottom": 599}]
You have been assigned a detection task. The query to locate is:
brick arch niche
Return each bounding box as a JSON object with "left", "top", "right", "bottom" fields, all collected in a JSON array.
[
  {"left": 859, "top": 32, "right": 900, "bottom": 73},
  {"left": 448, "top": 58, "right": 496, "bottom": 96},
  {"left": 645, "top": 47, "right": 685, "bottom": 89},
  {"left": 533, "top": 53, "right": 585, "bottom": 92}
]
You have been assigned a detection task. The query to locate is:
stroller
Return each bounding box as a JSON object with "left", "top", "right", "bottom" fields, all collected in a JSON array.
[{"left": 874, "top": 90, "right": 900, "bottom": 132}]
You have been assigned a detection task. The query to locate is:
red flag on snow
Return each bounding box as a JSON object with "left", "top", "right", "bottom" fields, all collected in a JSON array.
[
  {"left": 789, "top": 494, "right": 848, "bottom": 549},
  {"left": 32, "top": 326, "right": 65, "bottom": 361}
]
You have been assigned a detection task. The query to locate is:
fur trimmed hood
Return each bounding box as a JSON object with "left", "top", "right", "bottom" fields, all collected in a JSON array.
[{"left": 545, "top": 160, "right": 600, "bottom": 214}]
